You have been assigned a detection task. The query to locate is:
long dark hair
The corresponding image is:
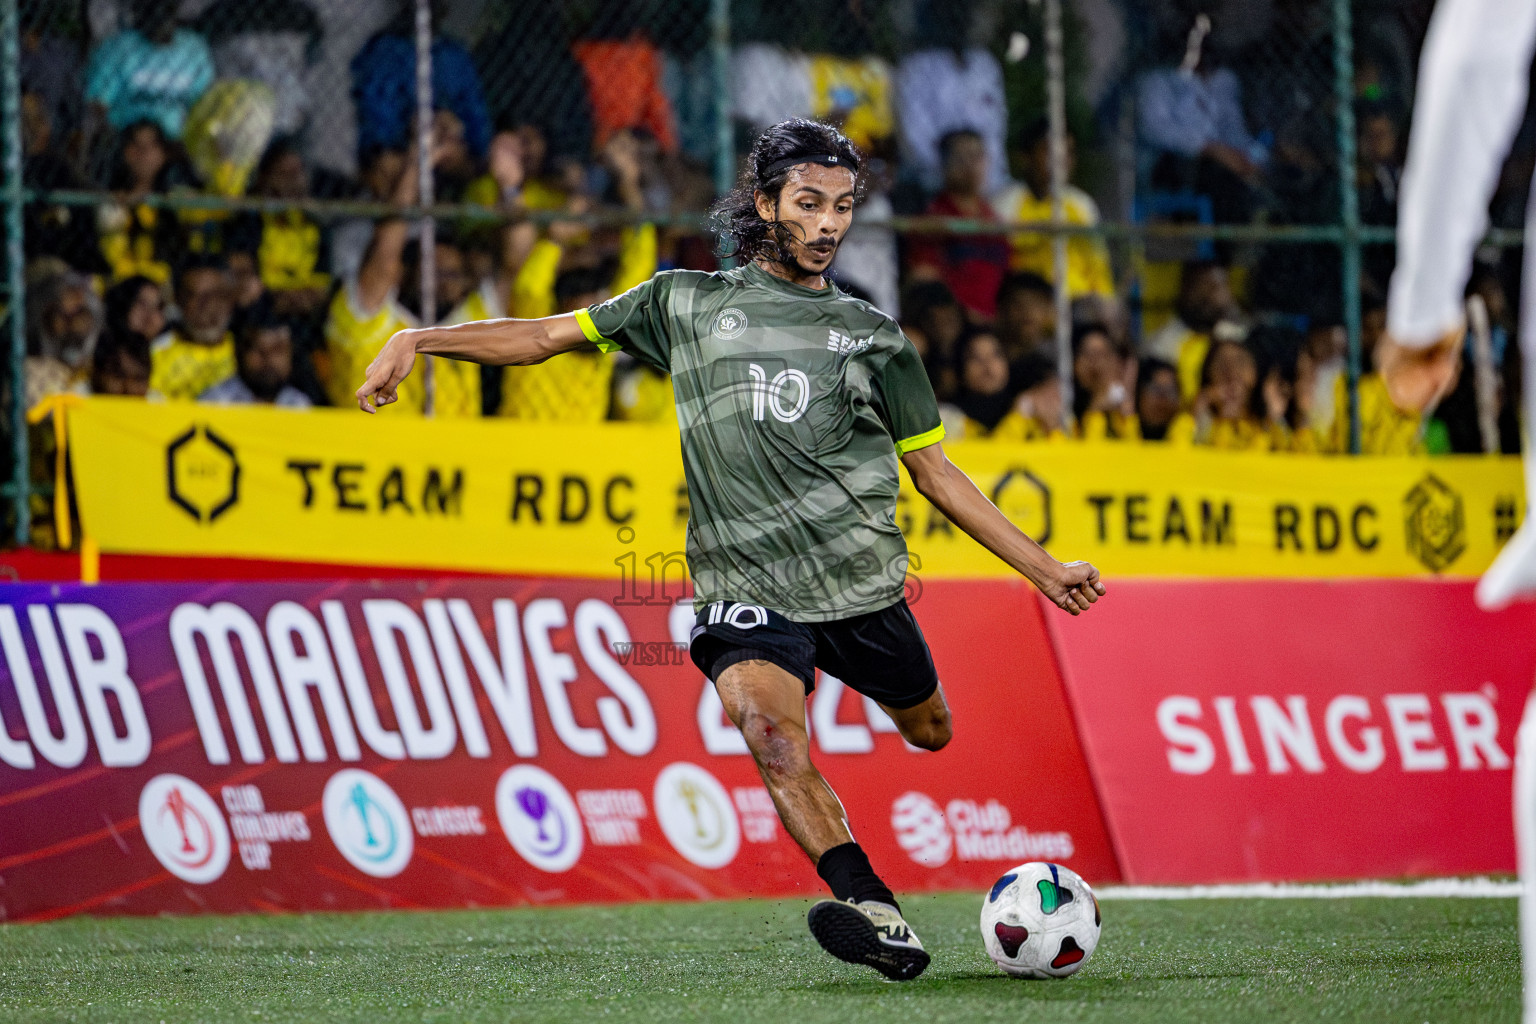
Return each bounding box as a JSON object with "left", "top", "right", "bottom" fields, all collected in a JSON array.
[
  {"left": 952, "top": 327, "right": 1014, "bottom": 431},
  {"left": 1070, "top": 321, "right": 1125, "bottom": 421},
  {"left": 107, "top": 120, "right": 173, "bottom": 192},
  {"left": 709, "top": 118, "right": 862, "bottom": 267},
  {"left": 103, "top": 275, "right": 160, "bottom": 345},
  {"left": 1199, "top": 338, "right": 1267, "bottom": 421}
]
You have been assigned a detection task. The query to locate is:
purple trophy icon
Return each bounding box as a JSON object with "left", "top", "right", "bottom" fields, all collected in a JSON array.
[
  {"left": 516, "top": 787, "right": 549, "bottom": 839},
  {"left": 499, "top": 770, "right": 576, "bottom": 866}
]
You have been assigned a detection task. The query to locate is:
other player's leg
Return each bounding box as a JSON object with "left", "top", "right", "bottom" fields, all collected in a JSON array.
[
  {"left": 1517, "top": 689, "right": 1536, "bottom": 1024},
  {"left": 1477, "top": 162, "right": 1536, "bottom": 610},
  {"left": 812, "top": 598, "right": 952, "bottom": 757},
  {"left": 712, "top": 657, "right": 930, "bottom": 981}
]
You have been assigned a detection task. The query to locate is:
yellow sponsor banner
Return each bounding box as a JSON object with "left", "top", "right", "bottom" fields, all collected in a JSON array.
[
  {"left": 901, "top": 441, "right": 1524, "bottom": 579},
  {"left": 68, "top": 396, "right": 687, "bottom": 579},
  {"left": 67, "top": 396, "right": 1524, "bottom": 580}
]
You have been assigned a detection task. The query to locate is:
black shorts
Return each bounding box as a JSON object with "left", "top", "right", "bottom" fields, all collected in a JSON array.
[{"left": 688, "top": 599, "right": 939, "bottom": 710}]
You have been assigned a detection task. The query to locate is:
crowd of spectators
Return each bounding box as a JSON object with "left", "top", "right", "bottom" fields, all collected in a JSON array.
[{"left": 11, "top": 0, "right": 1526, "bottom": 458}]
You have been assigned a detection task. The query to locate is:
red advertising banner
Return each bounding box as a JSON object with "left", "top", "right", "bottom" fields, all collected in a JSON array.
[
  {"left": 1048, "top": 580, "right": 1536, "bottom": 884},
  {"left": 0, "top": 577, "right": 1117, "bottom": 921}
]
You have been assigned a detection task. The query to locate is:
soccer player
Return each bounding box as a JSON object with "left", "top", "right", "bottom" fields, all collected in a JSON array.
[
  {"left": 1379, "top": 0, "right": 1536, "bottom": 606},
  {"left": 1374, "top": 3, "right": 1536, "bottom": 1019},
  {"left": 355, "top": 119, "right": 1105, "bottom": 982}
]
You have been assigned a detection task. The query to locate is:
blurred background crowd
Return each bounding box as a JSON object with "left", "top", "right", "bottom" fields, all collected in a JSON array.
[{"left": 9, "top": 0, "right": 1529, "bottom": 471}]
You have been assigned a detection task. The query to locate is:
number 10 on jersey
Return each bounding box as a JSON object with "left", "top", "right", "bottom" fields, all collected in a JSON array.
[{"left": 748, "top": 363, "right": 811, "bottom": 423}]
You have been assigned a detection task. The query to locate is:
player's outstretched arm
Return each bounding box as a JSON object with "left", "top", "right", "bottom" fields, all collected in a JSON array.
[
  {"left": 900, "top": 441, "right": 1104, "bottom": 615},
  {"left": 355, "top": 313, "right": 592, "bottom": 412}
]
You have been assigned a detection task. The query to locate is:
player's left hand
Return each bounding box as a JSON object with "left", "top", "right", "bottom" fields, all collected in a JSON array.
[
  {"left": 1044, "top": 560, "right": 1105, "bottom": 616},
  {"left": 357, "top": 329, "right": 420, "bottom": 413}
]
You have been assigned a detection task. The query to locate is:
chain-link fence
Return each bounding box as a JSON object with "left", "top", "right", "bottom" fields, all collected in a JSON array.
[{"left": 2, "top": 0, "right": 1528, "bottom": 547}]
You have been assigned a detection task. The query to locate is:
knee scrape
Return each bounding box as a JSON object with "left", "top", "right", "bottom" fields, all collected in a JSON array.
[{"left": 744, "top": 715, "right": 809, "bottom": 777}]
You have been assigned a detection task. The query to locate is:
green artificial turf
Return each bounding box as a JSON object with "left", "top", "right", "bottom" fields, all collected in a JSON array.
[{"left": 0, "top": 893, "right": 1517, "bottom": 1024}]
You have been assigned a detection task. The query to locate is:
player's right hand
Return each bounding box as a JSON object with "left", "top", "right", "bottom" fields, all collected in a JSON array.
[
  {"left": 356, "top": 329, "right": 420, "bottom": 413},
  {"left": 1378, "top": 327, "right": 1462, "bottom": 414},
  {"left": 1045, "top": 560, "right": 1105, "bottom": 616}
]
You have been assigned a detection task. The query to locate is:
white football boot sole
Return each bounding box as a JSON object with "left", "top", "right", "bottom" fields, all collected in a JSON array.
[{"left": 807, "top": 899, "right": 930, "bottom": 981}]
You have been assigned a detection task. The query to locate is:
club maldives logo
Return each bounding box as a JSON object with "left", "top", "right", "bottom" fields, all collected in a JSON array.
[
  {"left": 322, "top": 769, "right": 413, "bottom": 878},
  {"left": 495, "top": 765, "right": 583, "bottom": 872},
  {"left": 890, "top": 791, "right": 952, "bottom": 867},
  {"left": 653, "top": 762, "right": 740, "bottom": 869},
  {"left": 139, "top": 775, "right": 231, "bottom": 883},
  {"left": 891, "top": 791, "right": 1073, "bottom": 867}
]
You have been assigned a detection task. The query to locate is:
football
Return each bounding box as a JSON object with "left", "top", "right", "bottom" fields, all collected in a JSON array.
[{"left": 979, "top": 862, "right": 1102, "bottom": 978}]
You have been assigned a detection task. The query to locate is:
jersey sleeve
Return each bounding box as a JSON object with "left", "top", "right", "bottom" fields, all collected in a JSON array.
[
  {"left": 574, "top": 274, "right": 673, "bottom": 372},
  {"left": 870, "top": 327, "right": 945, "bottom": 454}
]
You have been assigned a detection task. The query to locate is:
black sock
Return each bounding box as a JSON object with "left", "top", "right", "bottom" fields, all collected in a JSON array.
[{"left": 816, "top": 842, "right": 898, "bottom": 910}]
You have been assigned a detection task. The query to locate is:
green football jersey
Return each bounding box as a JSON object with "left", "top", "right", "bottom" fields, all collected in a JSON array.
[{"left": 576, "top": 261, "right": 944, "bottom": 622}]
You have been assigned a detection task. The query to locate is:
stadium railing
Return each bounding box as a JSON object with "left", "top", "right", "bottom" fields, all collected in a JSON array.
[{"left": 0, "top": 0, "right": 1524, "bottom": 549}]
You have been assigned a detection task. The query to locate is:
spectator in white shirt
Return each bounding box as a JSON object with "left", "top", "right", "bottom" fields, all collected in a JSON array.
[
  {"left": 1137, "top": 15, "right": 1267, "bottom": 223},
  {"left": 200, "top": 297, "right": 312, "bottom": 408},
  {"left": 195, "top": 0, "right": 322, "bottom": 138},
  {"left": 894, "top": 0, "right": 1008, "bottom": 195}
]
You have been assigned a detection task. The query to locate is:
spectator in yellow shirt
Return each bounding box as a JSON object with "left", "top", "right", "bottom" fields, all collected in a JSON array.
[
  {"left": 90, "top": 330, "right": 151, "bottom": 397},
  {"left": 148, "top": 254, "right": 237, "bottom": 400},
  {"left": 943, "top": 328, "right": 1015, "bottom": 438},
  {"left": 464, "top": 124, "right": 583, "bottom": 214},
  {"left": 1143, "top": 259, "right": 1242, "bottom": 403},
  {"left": 500, "top": 131, "right": 657, "bottom": 421},
  {"left": 323, "top": 132, "right": 534, "bottom": 417},
  {"left": 995, "top": 118, "right": 1114, "bottom": 298},
  {"left": 499, "top": 264, "right": 634, "bottom": 421},
  {"left": 228, "top": 138, "right": 331, "bottom": 324},
  {"left": 1168, "top": 339, "right": 1301, "bottom": 451},
  {"left": 1071, "top": 322, "right": 1137, "bottom": 439},
  {"left": 808, "top": 53, "right": 893, "bottom": 152},
  {"left": 1134, "top": 358, "right": 1182, "bottom": 441},
  {"left": 990, "top": 353, "right": 1072, "bottom": 442},
  {"left": 899, "top": 280, "right": 966, "bottom": 402},
  {"left": 1307, "top": 302, "right": 1424, "bottom": 454},
  {"left": 612, "top": 358, "right": 674, "bottom": 422},
  {"left": 1322, "top": 371, "right": 1423, "bottom": 454},
  {"left": 994, "top": 271, "right": 1055, "bottom": 366},
  {"left": 96, "top": 120, "right": 185, "bottom": 285},
  {"left": 503, "top": 135, "right": 657, "bottom": 324}
]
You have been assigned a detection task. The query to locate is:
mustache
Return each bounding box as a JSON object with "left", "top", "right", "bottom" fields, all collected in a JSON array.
[{"left": 774, "top": 221, "right": 838, "bottom": 251}]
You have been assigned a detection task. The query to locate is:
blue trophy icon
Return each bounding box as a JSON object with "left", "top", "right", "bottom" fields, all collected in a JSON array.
[
  {"left": 348, "top": 780, "right": 395, "bottom": 862},
  {"left": 351, "top": 783, "right": 378, "bottom": 846}
]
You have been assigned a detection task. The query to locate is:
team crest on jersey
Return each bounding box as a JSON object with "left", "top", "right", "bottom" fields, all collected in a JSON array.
[{"left": 714, "top": 308, "right": 748, "bottom": 339}]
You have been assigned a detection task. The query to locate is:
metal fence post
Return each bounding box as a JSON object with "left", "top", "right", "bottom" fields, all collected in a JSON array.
[
  {"left": 3, "top": 0, "right": 27, "bottom": 544},
  {"left": 1045, "top": 0, "right": 1074, "bottom": 431},
  {"left": 1334, "top": 0, "right": 1362, "bottom": 454},
  {"left": 711, "top": 0, "right": 734, "bottom": 223},
  {"left": 415, "top": 0, "right": 436, "bottom": 416}
]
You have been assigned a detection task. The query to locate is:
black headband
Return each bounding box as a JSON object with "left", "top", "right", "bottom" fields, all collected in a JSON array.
[{"left": 759, "top": 153, "right": 849, "bottom": 181}]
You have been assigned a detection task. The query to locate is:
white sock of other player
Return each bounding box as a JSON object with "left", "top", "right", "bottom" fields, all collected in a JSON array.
[
  {"left": 1516, "top": 689, "right": 1536, "bottom": 1024},
  {"left": 1476, "top": 164, "right": 1536, "bottom": 612}
]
